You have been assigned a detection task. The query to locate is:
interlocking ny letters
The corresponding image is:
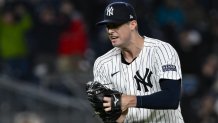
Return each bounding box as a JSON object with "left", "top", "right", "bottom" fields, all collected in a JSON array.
[{"left": 134, "top": 68, "right": 153, "bottom": 92}]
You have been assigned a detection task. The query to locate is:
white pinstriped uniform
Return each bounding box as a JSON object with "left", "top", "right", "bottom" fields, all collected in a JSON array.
[{"left": 93, "top": 36, "right": 184, "bottom": 123}]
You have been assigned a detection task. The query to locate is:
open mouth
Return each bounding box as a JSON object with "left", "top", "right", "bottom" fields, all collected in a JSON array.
[{"left": 110, "top": 36, "right": 118, "bottom": 40}]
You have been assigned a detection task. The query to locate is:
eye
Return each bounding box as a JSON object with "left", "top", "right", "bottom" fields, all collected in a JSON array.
[{"left": 106, "top": 23, "right": 122, "bottom": 29}]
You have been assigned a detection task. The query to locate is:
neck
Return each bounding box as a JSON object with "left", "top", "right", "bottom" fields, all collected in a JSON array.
[{"left": 121, "top": 35, "right": 144, "bottom": 63}]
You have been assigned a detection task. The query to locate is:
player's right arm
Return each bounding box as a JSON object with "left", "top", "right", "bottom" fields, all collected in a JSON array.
[
  {"left": 93, "top": 57, "right": 128, "bottom": 123},
  {"left": 93, "top": 57, "right": 112, "bottom": 88}
]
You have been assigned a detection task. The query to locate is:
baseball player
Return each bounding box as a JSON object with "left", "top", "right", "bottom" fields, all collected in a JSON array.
[{"left": 93, "top": 2, "right": 184, "bottom": 123}]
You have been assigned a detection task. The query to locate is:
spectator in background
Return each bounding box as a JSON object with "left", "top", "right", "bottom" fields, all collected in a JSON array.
[
  {"left": 197, "top": 94, "right": 218, "bottom": 123},
  {"left": 177, "top": 28, "right": 203, "bottom": 74},
  {"left": 155, "top": 0, "right": 185, "bottom": 45},
  {"left": 29, "top": 5, "right": 60, "bottom": 78},
  {"left": 0, "top": 2, "right": 32, "bottom": 80},
  {"left": 197, "top": 55, "right": 218, "bottom": 95},
  {"left": 155, "top": 0, "right": 185, "bottom": 28},
  {"left": 57, "top": 0, "right": 89, "bottom": 73},
  {"left": 181, "top": 0, "right": 207, "bottom": 30},
  {"left": 208, "top": 10, "right": 218, "bottom": 55}
]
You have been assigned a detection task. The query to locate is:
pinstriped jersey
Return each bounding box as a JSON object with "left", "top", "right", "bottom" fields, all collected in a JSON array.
[{"left": 93, "top": 36, "right": 184, "bottom": 123}]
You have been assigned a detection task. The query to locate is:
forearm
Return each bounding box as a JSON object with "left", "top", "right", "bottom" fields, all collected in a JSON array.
[
  {"left": 136, "top": 91, "right": 179, "bottom": 109},
  {"left": 117, "top": 79, "right": 181, "bottom": 123},
  {"left": 136, "top": 79, "right": 181, "bottom": 109},
  {"left": 122, "top": 95, "right": 137, "bottom": 108},
  {"left": 122, "top": 79, "right": 181, "bottom": 110}
]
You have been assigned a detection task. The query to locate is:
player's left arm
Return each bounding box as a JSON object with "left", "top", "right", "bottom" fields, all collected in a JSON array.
[
  {"left": 115, "top": 79, "right": 181, "bottom": 111},
  {"left": 117, "top": 43, "right": 183, "bottom": 110},
  {"left": 135, "top": 79, "right": 181, "bottom": 109}
]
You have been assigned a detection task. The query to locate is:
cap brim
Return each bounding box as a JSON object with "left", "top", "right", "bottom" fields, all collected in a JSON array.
[{"left": 96, "top": 20, "right": 125, "bottom": 26}]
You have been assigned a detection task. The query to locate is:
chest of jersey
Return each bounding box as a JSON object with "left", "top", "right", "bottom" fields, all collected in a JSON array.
[{"left": 108, "top": 48, "right": 161, "bottom": 95}]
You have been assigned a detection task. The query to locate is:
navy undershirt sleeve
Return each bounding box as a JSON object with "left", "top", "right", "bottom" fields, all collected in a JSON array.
[{"left": 136, "top": 79, "right": 181, "bottom": 109}]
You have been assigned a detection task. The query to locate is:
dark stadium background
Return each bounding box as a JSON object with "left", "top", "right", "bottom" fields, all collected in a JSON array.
[{"left": 0, "top": 0, "right": 217, "bottom": 123}]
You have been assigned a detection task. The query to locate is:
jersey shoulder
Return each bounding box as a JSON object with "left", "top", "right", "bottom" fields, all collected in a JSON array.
[
  {"left": 143, "top": 36, "right": 178, "bottom": 55},
  {"left": 94, "top": 47, "right": 120, "bottom": 67},
  {"left": 144, "top": 36, "right": 172, "bottom": 48}
]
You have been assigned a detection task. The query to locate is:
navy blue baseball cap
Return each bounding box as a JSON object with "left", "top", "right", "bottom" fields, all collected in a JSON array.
[{"left": 96, "top": 2, "right": 137, "bottom": 25}]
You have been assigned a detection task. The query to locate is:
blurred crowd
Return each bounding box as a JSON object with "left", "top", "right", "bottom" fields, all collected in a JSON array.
[{"left": 0, "top": 0, "right": 218, "bottom": 123}]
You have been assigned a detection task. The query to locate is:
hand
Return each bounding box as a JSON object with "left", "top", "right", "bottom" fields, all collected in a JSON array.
[
  {"left": 86, "top": 81, "right": 122, "bottom": 122},
  {"left": 103, "top": 97, "right": 112, "bottom": 112},
  {"left": 103, "top": 95, "right": 137, "bottom": 112},
  {"left": 103, "top": 96, "right": 128, "bottom": 123}
]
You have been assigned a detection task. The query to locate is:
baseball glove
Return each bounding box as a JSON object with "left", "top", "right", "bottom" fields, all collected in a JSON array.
[{"left": 86, "top": 81, "right": 122, "bottom": 123}]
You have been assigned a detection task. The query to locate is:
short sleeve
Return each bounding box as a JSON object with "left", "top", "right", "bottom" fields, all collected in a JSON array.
[{"left": 153, "top": 43, "right": 182, "bottom": 80}]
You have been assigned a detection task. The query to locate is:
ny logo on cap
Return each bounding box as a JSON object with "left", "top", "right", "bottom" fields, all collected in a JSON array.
[
  {"left": 130, "top": 15, "right": 133, "bottom": 19},
  {"left": 106, "top": 6, "right": 114, "bottom": 16}
]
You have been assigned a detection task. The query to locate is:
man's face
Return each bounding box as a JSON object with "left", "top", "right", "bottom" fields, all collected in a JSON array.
[{"left": 106, "top": 22, "right": 132, "bottom": 48}]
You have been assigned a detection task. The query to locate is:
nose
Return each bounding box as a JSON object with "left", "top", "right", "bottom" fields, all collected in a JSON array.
[
  {"left": 107, "top": 28, "right": 115, "bottom": 35},
  {"left": 108, "top": 28, "right": 113, "bottom": 33}
]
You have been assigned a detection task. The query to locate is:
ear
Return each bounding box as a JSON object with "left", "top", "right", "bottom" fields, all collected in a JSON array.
[{"left": 129, "top": 20, "right": 137, "bottom": 30}]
